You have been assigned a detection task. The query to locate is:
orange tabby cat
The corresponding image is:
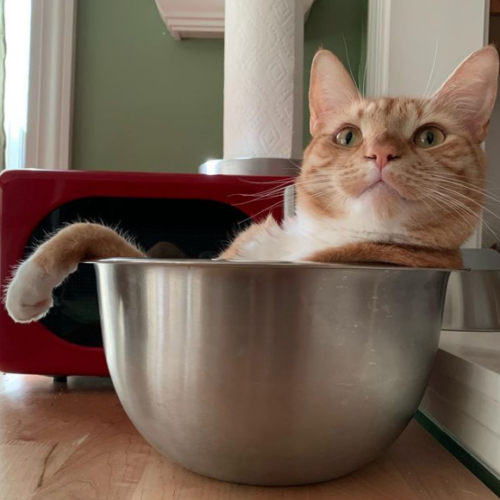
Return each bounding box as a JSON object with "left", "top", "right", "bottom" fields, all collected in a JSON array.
[{"left": 5, "top": 45, "right": 498, "bottom": 323}]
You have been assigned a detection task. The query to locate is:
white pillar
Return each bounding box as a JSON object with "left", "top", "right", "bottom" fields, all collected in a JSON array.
[{"left": 223, "top": 0, "right": 304, "bottom": 160}]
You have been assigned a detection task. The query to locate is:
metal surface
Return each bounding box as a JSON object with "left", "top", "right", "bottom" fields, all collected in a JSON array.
[
  {"left": 443, "top": 249, "right": 500, "bottom": 331},
  {"left": 281, "top": 186, "right": 500, "bottom": 332},
  {"left": 199, "top": 157, "right": 300, "bottom": 176},
  {"left": 283, "top": 184, "right": 296, "bottom": 223},
  {"left": 93, "top": 259, "right": 450, "bottom": 486}
]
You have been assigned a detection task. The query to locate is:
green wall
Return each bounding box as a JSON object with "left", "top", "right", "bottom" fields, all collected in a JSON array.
[
  {"left": 303, "top": 0, "right": 367, "bottom": 146},
  {"left": 72, "top": 0, "right": 367, "bottom": 173}
]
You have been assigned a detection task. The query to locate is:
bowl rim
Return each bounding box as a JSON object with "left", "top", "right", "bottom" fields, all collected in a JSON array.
[{"left": 85, "top": 257, "right": 459, "bottom": 273}]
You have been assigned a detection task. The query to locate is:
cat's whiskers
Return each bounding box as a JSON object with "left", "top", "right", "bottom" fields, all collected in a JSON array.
[
  {"left": 238, "top": 178, "right": 295, "bottom": 186},
  {"left": 232, "top": 175, "right": 336, "bottom": 207},
  {"left": 421, "top": 189, "right": 482, "bottom": 237},
  {"left": 237, "top": 198, "right": 286, "bottom": 226},
  {"left": 361, "top": 56, "right": 368, "bottom": 96},
  {"left": 302, "top": 185, "right": 335, "bottom": 198},
  {"left": 436, "top": 188, "right": 500, "bottom": 240},
  {"left": 426, "top": 171, "right": 500, "bottom": 190},
  {"left": 432, "top": 183, "right": 500, "bottom": 226},
  {"left": 428, "top": 190, "right": 481, "bottom": 224},
  {"left": 422, "top": 187, "right": 499, "bottom": 241},
  {"left": 426, "top": 176, "right": 498, "bottom": 202},
  {"left": 318, "top": 191, "right": 346, "bottom": 215},
  {"left": 288, "top": 159, "right": 302, "bottom": 170},
  {"left": 419, "top": 195, "right": 445, "bottom": 223},
  {"left": 426, "top": 173, "right": 500, "bottom": 202},
  {"left": 230, "top": 181, "right": 295, "bottom": 206},
  {"left": 424, "top": 38, "right": 440, "bottom": 97},
  {"left": 423, "top": 173, "right": 500, "bottom": 239},
  {"left": 342, "top": 35, "right": 357, "bottom": 90},
  {"left": 236, "top": 178, "right": 293, "bottom": 194}
]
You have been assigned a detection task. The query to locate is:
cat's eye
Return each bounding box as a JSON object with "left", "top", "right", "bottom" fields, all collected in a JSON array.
[
  {"left": 414, "top": 126, "right": 445, "bottom": 149},
  {"left": 334, "top": 127, "right": 362, "bottom": 147}
]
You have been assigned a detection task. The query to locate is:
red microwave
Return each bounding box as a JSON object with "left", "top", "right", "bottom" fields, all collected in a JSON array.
[{"left": 0, "top": 170, "right": 287, "bottom": 378}]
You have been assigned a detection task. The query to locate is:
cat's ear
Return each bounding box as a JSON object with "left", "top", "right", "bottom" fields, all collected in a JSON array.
[
  {"left": 309, "top": 49, "right": 360, "bottom": 136},
  {"left": 432, "top": 45, "right": 499, "bottom": 142}
]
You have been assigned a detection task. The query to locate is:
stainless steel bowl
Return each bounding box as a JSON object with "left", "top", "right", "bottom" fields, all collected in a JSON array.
[
  {"left": 198, "top": 157, "right": 300, "bottom": 176},
  {"left": 92, "top": 259, "right": 450, "bottom": 486}
]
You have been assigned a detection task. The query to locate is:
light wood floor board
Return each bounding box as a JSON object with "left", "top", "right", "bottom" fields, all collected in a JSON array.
[{"left": 0, "top": 373, "right": 496, "bottom": 500}]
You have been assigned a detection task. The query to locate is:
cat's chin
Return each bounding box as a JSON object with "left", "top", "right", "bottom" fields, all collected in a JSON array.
[
  {"left": 355, "top": 180, "right": 411, "bottom": 219},
  {"left": 359, "top": 180, "right": 404, "bottom": 202}
]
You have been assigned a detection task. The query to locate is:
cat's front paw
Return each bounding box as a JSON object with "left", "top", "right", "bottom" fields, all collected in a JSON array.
[{"left": 4, "top": 260, "right": 62, "bottom": 323}]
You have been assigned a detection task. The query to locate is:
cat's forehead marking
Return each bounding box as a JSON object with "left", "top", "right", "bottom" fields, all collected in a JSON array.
[{"left": 354, "top": 97, "right": 425, "bottom": 138}]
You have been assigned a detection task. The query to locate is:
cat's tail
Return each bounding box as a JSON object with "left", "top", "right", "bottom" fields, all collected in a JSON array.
[{"left": 4, "top": 223, "right": 145, "bottom": 324}]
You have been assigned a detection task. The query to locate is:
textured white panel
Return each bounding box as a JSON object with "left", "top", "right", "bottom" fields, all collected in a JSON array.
[{"left": 223, "top": 0, "right": 303, "bottom": 159}]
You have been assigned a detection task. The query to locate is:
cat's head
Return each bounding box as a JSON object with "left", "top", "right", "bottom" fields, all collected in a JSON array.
[{"left": 297, "top": 45, "right": 499, "bottom": 249}]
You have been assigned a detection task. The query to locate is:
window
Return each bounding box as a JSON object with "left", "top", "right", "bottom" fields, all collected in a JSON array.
[{"left": 4, "top": 0, "right": 31, "bottom": 169}]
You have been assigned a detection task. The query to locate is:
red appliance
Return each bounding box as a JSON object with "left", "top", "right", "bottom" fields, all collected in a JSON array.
[{"left": 0, "top": 169, "right": 287, "bottom": 377}]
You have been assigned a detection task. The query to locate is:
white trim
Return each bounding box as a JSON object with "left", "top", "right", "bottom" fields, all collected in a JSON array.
[
  {"left": 25, "top": 0, "right": 76, "bottom": 170},
  {"left": 155, "top": 0, "right": 316, "bottom": 40},
  {"left": 365, "top": 0, "right": 391, "bottom": 98}
]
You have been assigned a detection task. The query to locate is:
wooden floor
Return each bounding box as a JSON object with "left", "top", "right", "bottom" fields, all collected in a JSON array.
[{"left": 0, "top": 373, "right": 496, "bottom": 500}]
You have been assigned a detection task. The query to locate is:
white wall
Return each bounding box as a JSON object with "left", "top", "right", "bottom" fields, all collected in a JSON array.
[{"left": 387, "top": 0, "right": 488, "bottom": 97}]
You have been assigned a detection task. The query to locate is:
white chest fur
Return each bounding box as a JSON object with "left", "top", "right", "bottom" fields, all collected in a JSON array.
[{"left": 234, "top": 201, "right": 409, "bottom": 262}]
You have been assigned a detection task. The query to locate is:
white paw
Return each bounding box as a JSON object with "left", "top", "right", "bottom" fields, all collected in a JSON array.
[{"left": 4, "top": 259, "right": 68, "bottom": 323}]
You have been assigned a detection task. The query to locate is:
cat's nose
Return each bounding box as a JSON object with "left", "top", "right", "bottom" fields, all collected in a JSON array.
[{"left": 365, "top": 146, "right": 400, "bottom": 170}]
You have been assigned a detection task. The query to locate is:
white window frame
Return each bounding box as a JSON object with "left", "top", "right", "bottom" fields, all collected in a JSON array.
[
  {"left": 4, "top": 0, "right": 31, "bottom": 170},
  {"left": 25, "top": 0, "right": 76, "bottom": 170}
]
